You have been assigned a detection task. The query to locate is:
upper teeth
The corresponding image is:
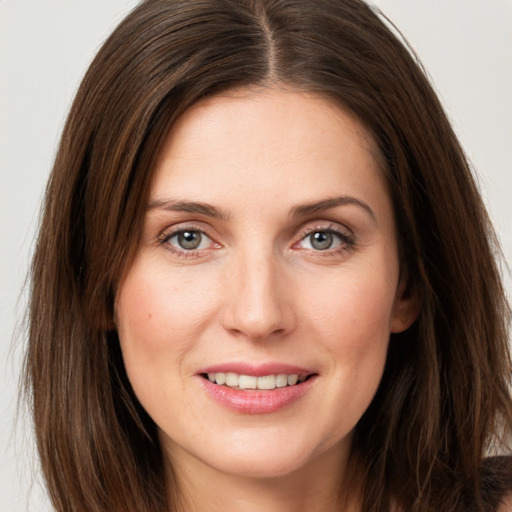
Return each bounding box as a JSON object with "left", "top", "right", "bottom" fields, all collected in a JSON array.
[{"left": 207, "top": 372, "right": 307, "bottom": 390}]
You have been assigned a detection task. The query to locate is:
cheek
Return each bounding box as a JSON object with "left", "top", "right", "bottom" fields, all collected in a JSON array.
[
  {"left": 303, "top": 271, "right": 397, "bottom": 346},
  {"left": 304, "top": 270, "right": 394, "bottom": 399},
  {"left": 116, "top": 261, "right": 214, "bottom": 345},
  {"left": 284, "top": 273, "right": 396, "bottom": 454},
  {"left": 114, "top": 259, "right": 221, "bottom": 396},
  {"left": 114, "top": 259, "right": 223, "bottom": 428}
]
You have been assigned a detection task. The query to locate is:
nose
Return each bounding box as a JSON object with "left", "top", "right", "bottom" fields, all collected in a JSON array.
[{"left": 221, "top": 250, "right": 296, "bottom": 341}]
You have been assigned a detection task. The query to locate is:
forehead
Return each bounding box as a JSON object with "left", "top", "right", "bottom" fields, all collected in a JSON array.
[
  {"left": 156, "top": 87, "right": 379, "bottom": 167},
  {"left": 149, "top": 87, "right": 390, "bottom": 220}
]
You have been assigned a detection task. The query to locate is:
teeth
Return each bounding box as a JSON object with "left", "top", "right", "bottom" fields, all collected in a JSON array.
[
  {"left": 257, "top": 375, "right": 275, "bottom": 390},
  {"left": 205, "top": 372, "right": 307, "bottom": 390},
  {"left": 225, "top": 373, "right": 239, "bottom": 387},
  {"left": 287, "top": 374, "right": 299, "bottom": 386},
  {"left": 275, "top": 374, "right": 288, "bottom": 388},
  {"left": 238, "top": 375, "right": 257, "bottom": 389}
]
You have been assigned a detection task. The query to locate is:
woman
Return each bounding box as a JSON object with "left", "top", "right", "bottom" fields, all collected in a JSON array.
[{"left": 25, "top": 0, "right": 512, "bottom": 511}]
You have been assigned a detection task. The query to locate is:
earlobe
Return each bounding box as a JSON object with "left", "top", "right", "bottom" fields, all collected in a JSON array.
[{"left": 390, "top": 274, "right": 421, "bottom": 333}]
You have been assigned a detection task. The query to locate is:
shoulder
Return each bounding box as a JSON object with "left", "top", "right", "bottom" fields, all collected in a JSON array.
[{"left": 480, "top": 456, "right": 512, "bottom": 511}]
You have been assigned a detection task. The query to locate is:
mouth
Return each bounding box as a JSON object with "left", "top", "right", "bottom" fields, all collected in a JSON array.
[
  {"left": 201, "top": 372, "right": 315, "bottom": 390},
  {"left": 197, "top": 363, "right": 318, "bottom": 413}
]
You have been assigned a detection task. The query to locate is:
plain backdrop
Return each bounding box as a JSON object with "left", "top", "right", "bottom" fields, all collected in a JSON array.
[{"left": 1, "top": 1, "right": 511, "bottom": 510}]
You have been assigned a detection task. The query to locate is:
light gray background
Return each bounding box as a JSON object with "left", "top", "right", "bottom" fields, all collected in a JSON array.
[{"left": 1, "top": 1, "right": 511, "bottom": 510}]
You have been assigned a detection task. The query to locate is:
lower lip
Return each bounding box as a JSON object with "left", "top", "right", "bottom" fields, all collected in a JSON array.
[{"left": 199, "top": 376, "right": 317, "bottom": 414}]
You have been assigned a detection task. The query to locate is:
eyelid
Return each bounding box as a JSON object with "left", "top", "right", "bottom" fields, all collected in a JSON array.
[
  {"left": 155, "top": 220, "right": 356, "bottom": 259},
  {"left": 157, "top": 220, "right": 216, "bottom": 240},
  {"left": 157, "top": 222, "right": 221, "bottom": 257},
  {"left": 293, "top": 222, "right": 357, "bottom": 252},
  {"left": 296, "top": 221, "right": 354, "bottom": 239}
]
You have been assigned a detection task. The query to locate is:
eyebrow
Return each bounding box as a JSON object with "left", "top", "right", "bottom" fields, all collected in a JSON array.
[
  {"left": 147, "top": 199, "right": 229, "bottom": 220},
  {"left": 289, "top": 196, "right": 377, "bottom": 222},
  {"left": 147, "top": 196, "right": 376, "bottom": 223}
]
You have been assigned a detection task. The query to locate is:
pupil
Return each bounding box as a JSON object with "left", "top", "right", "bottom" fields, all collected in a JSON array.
[
  {"left": 311, "top": 231, "right": 333, "bottom": 250},
  {"left": 178, "top": 231, "right": 201, "bottom": 250}
]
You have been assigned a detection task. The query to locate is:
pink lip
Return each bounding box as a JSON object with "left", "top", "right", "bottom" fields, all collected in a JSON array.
[
  {"left": 196, "top": 363, "right": 317, "bottom": 414},
  {"left": 197, "top": 362, "right": 314, "bottom": 377}
]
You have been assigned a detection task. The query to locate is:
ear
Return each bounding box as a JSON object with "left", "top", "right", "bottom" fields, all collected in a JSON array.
[{"left": 390, "top": 272, "right": 421, "bottom": 333}]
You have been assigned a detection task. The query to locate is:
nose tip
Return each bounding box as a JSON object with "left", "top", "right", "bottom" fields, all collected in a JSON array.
[
  {"left": 226, "top": 298, "right": 287, "bottom": 340},
  {"left": 221, "top": 257, "right": 295, "bottom": 341}
]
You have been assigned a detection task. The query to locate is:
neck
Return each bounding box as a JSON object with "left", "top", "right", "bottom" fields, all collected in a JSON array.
[{"left": 164, "top": 444, "right": 362, "bottom": 512}]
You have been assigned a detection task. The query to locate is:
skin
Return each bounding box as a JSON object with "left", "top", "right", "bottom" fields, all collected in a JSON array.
[
  {"left": 115, "top": 88, "right": 419, "bottom": 512},
  {"left": 500, "top": 495, "right": 512, "bottom": 512}
]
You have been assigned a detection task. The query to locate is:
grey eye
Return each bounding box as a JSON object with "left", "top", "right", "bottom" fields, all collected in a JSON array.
[
  {"left": 309, "top": 231, "right": 334, "bottom": 250},
  {"left": 162, "top": 228, "right": 216, "bottom": 255},
  {"left": 175, "top": 231, "right": 203, "bottom": 250}
]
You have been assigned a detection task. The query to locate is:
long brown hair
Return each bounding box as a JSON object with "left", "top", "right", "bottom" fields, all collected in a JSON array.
[{"left": 25, "top": 1, "right": 512, "bottom": 511}]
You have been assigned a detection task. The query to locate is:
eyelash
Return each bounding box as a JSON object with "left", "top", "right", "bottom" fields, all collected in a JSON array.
[
  {"left": 157, "top": 224, "right": 217, "bottom": 259},
  {"left": 157, "top": 223, "right": 357, "bottom": 259},
  {"left": 294, "top": 224, "right": 357, "bottom": 255}
]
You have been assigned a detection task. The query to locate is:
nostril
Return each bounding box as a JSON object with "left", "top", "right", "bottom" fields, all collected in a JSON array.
[{"left": 220, "top": 273, "right": 296, "bottom": 340}]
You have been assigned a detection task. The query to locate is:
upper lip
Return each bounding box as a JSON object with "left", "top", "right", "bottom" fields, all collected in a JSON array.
[{"left": 197, "top": 362, "right": 316, "bottom": 377}]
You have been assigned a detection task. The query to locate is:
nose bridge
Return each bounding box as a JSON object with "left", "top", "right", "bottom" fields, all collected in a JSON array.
[{"left": 223, "top": 244, "right": 293, "bottom": 340}]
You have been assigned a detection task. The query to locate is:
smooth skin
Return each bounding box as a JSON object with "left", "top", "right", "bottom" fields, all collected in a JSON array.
[{"left": 115, "top": 88, "right": 420, "bottom": 512}]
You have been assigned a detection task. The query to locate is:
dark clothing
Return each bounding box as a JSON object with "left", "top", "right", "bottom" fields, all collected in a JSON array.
[{"left": 479, "top": 456, "right": 512, "bottom": 511}]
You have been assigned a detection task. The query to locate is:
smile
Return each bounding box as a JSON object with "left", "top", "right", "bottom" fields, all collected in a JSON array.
[
  {"left": 199, "top": 370, "right": 317, "bottom": 414},
  {"left": 204, "top": 372, "right": 309, "bottom": 390}
]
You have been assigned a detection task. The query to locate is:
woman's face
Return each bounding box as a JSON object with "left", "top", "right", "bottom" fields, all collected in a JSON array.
[{"left": 115, "top": 88, "right": 417, "bottom": 482}]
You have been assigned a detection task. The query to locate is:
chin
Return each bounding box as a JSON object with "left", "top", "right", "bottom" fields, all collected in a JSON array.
[
  {"left": 221, "top": 452, "right": 311, "bottom": 479},
  {"left": 192, "top": 430, "right": 348, "bottom": 482}
]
